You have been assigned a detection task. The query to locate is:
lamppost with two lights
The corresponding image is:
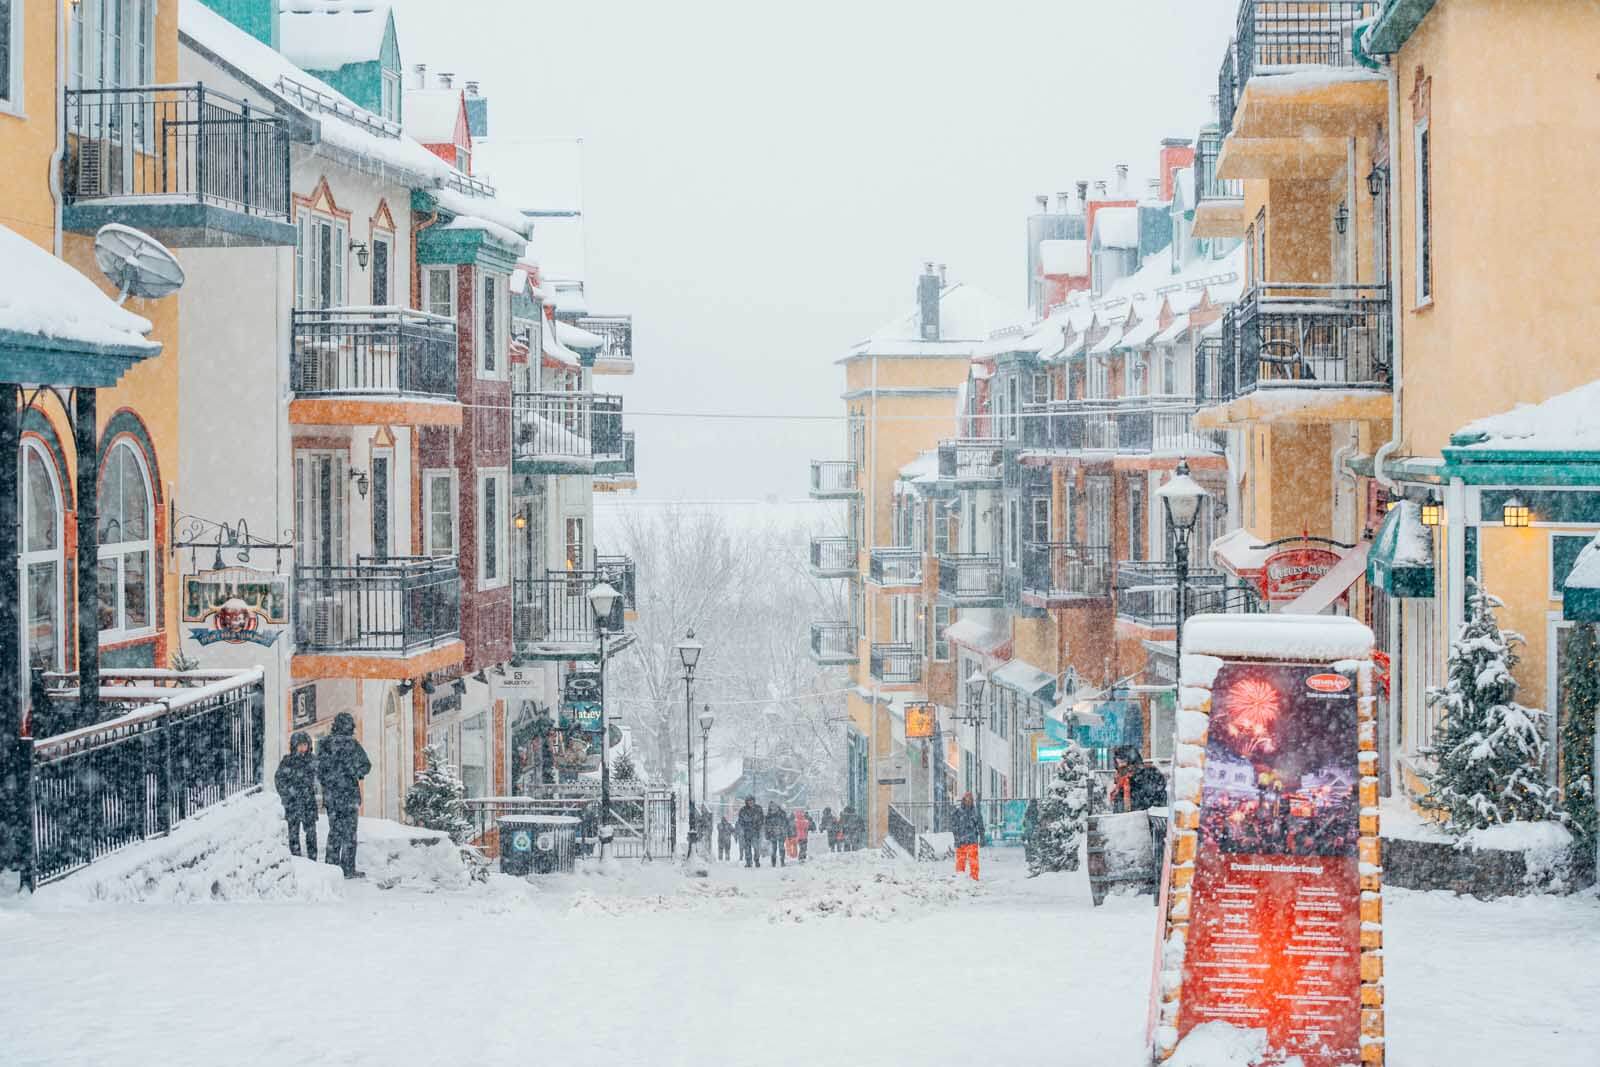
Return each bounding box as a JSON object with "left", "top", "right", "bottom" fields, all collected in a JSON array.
[
  {"left": 588, "top": 581, "right": 620, "bottom": 859},
  {"left": 676, "top": 629, "right": 704, "bottom": 861}
]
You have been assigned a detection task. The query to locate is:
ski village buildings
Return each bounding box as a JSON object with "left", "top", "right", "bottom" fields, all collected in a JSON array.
[
  {"left": 0, "top": 0, "right": 638, "bottom": 882},
  {"left": 811, "top": 0, "right": 1600, "bottom": 849}
]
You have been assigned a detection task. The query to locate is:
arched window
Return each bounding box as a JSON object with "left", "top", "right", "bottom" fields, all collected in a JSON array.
[
  {"left": 98, "top": 438, "right": 154, "bottom": 638},
  {"left": 20, "top": 440, "right": 64, "bottom": 674}
]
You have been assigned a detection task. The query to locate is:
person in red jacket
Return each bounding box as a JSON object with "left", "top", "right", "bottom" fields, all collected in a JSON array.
[{"left": 793, "top": 808, "right": 812, "bottom": 861}]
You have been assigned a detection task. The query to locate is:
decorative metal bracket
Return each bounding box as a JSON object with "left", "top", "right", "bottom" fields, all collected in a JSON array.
[{"left": 171, "top": 510, "right": 295, "bottom": 572}]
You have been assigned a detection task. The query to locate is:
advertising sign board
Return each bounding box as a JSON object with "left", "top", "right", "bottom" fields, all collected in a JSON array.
[{"left": 904, "top": 703, "right": 937, "bottom": 740}]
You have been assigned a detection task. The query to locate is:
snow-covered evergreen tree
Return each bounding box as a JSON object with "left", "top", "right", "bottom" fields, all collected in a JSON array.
[
  {"left": 1420, "top": 582, "right": 1560, "bottom": 832},
  {"left": 1559, "top": 623, "right": 1599, "bottom": 869},
  {"left": 405, "top": 744, "right": 471, "bottom": 843},
  {"left": 1031, "top": 744, "right": 1094, "bottom": 874}
]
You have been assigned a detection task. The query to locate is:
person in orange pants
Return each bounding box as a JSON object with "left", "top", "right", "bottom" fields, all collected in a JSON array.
[{"left": 951, "top": 792, "right": 985, "bottom": 881}]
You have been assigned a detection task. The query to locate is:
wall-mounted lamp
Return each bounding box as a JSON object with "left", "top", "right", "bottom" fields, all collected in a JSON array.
[
  {"left": 350, "top": 240, "right": 370, "bottom": 270},
  {"left": 1384, "top": 493, "right": 1400, "bottom": 513},
  {"left": 1334, "top": 201, "right": 1350, "bottom": 235},
  {"left": 451, "top": 678, "right": 467, "bottom": 696},
  {"left": 1420, "top": 494, "right": 1443, "bottom": 528},
  {"left": 349, "top": 467, "right": 369, "bottom": 500},
  {"left": 514, "top": 513, "right": 528, "bottom": 530},
  {"left": 1367, "top": 164, "right": 1387, "bottom": 199},
  {"left": 472, "top": 668, "right": 490, "bottom": 684},
  {"left": 1502, "top": 497, "right": 1531, "bottom": 528},
  {"left": 422, "top": 678, "right": 437, "bottom": 696},
  {"left": 396, "top": 679, "right": 415, "bottom": 696}
]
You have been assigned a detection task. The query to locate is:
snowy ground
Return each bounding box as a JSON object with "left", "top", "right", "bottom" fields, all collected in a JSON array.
[{"left": 1, "top": 801, "right": 1597, "bottom": 1066}]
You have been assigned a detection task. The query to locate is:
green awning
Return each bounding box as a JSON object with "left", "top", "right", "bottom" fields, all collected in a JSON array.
[
  {"left": 1367, "top": 500, "right": 1435, "bottom": 598},
  {"left": 1564, "top": 538, "right": 1600, "bottom": 622}
]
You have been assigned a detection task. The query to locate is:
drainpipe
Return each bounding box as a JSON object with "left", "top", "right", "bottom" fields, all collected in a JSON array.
[
  {"left": 1373, "top": 57, "right": 1404, "bottom": 491},
  {"left": 50, "top": 0, "right": 67, "bottom": 255}
]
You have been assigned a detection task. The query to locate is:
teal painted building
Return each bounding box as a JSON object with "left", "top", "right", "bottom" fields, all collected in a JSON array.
[{"left": 279, "top": 4, "right": 404, "bottom": 124}]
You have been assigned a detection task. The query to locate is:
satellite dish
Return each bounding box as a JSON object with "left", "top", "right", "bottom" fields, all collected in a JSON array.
[{"left": 93, "top": 223, "right": 185, "bottom": 304}]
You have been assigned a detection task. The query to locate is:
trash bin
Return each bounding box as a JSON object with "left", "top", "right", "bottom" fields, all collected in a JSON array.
[{"left": 497, "top": 815, "right": 579, "bottom": 876}]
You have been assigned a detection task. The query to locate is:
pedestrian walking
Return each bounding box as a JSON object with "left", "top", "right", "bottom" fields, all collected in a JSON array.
[
  {"left": 717, "top": 814, "right": 735, "bottom": 861},
  {"left": 764, "top": 801, "right": 792, "bottom": 868},
  {"left": 735, "top": 795, "right": 763, "bottom": 867},
  {"left": 793, "top": 808, "right": 811, "bottom": 861},
  {"left": 820, "top": 807, "right": 838, "bottom": 852},
  {"left": 952, "top": 791, "right": 984, "bottom": 882},
  {"left": 274, "top": 730, "right": 318, "bottom": 860},
  {"left": 317, "top": 711, "right": 371, "bottom": 879},
  {"left": 1110, "top": 747, "right": 1167, "bottom": 813},
  {"left": 842, "top": 806, "right": 865, "bottom": 851}
]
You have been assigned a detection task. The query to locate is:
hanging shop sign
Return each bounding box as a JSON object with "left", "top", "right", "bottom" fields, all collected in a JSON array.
[
  {"left": 562, "top": 671, "right": 604, "bottom": 734},
  {"left": 429, "top": 688, "right": 461, "bottom": 720},
  {"left": 1073, "top": 700, "right": 1142, "bottom": 751},
  {"left": 290, "top": 684, "right": 318, "bottom": 729},
  {"left": 182, "top": 568, "right": 288, "bottom": 647},
  {"left": 1261, "top": 547, "right": 1344, "bottom": 603},
  {"left": 1175, "top": 661, "right": 1363, "bottom": 1067},
  {"left": 904, "top": 702, "right": 937, "bottom": 740},
  {"left": 1035, "top": 742, "right": 1067, "bottom": 764}
]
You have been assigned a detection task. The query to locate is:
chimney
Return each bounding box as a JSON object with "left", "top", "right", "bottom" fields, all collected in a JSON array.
[
  {"left": 438, "top": 72, "right": 455, "bottom": 89},
  {"left": 1209, "top": 93, "right": 1221, "bottom": 121},
  {"left": 1077, "top": 181, "right": 1089, "bottom": 211},
  {"left": 1035, "top": 194, "right": 1049, "bottom": 213},
  {"left": 1095, "top": 180, "right": 1108, "bottom": 197},
  {"left": 1116, "top": 164, "right": 1129, "bottom": 193},
  {"left": 1148, "top": 178, "right": 1161, "bottom": 198},
  {"left": 414, "top": 63, "right": 427, "bottom": 89},
  {"left": 1055, "top": 191, "right": 1073, "bottom": 213},
  {"left": 938, "top": 263, "right": 948, "bottom": 286},
  {"left": 917, "top": 263, "right": 940, "bottom": 342},
  {"left": 465, "top": 80, "right": 480, "bottom": 97}
]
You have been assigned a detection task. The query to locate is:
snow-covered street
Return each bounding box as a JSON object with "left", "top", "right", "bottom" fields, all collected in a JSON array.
[{"left": 2, "top": 835, "right": 1597, "bottom": 1067}]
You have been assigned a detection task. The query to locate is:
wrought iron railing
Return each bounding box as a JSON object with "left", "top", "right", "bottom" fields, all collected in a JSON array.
[
  {"left": 1115, "top": 562, "right": 1232, "bottom": 626},
  {"left": 1218, "top": 42, "right": 1239, "bottom": 137},
  {"left": 1196, "top": 335, "right": 1226, "bottom": 404},
  {"left": 594, "top": 554, "right": 638, "bottom": 613},
  {"left": 63, "top": 84, "right": 290, "bottom": 219},
  {"left": 597, "top": 432, "right": 637, "bottom": 483},
  {"left": 512, "top": 391, "right": 625, "bottom": 463},
  {"left": 810, "top": 460, "right": 859, "bottom": 496},
  {"left": 1195, "top": 127, "right": 1243, "bottom": 202},
  {"left": 576, "top": 314, "right": 633, "bottom": 365},
  {"left": 1022, "top": 543, "right": 1112, "bottom": 601},
  {"left": 809, "top": 537, "right": 858, "bottom": 576},
  {"left": 810, "top": 621, "right": 857, "bottom": 663},
  {"left": 1116, "top": 400, "right": 1228, "bottom": 455},
  {"left": 1217, "top": 283, "right": 1392, "bottom": 401},
  {"left": 869, "top": 546, "right": 923, "bottom": 586},
  {"left": 937, "top": 553, "right": 1004, "bottom": 603},
  {"left": 869, "top": 643, "right": 922, "bottom": 685},
  {"left": 290, "top": 307, "right": 458, "bottom": 399},
  {"left": 293, "top": 556, "right": 461, "bottom": 653},
  {"left": 938, "top": 439, "right": 1005, "bottom": 483},
  {"left": 28, "top": 669, "right": 265, "bottom": 886},
  {"left": 887, "top": 804, "right": 918, "bottom": 855},
  {"left": 514, "top": 568, "right": 628, "bottom": 647},
  {"left": 1235, "top": 1, "right": 1378, "bottom": 86}
]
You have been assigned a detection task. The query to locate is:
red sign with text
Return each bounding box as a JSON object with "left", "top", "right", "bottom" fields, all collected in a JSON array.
[
  {"left": 1177, "top": 663, "right": 1362, "bottom": 1066},
  {"left": 1262, "top": 548, "right": 1344, "bottom": 602}
]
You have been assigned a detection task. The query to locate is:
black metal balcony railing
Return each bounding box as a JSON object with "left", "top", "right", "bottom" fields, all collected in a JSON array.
[
  {"left": 870, "top": 643, "right": 922, "bottom": 685},
  {"left": 1216, "top": 283, "right": 1392, "bottom": 403},
  {"left": 810, "top": 460, "right": 859, "bottom": 497},
  {"left": 1235, "top": 1, "right": 1378, "bottom": 84},
  {"left": 810, "top": 621, "right": 857, "bottom": 664},
  {"left": 809, "top": 537, "right": 858, "bottom": 576},
  {"left": 1195, "top": 127, "right": 1243, "bottom": 202},
  {"left": 1218, "top": 42, "right": 1239, "bottom": 137},
  {"left": 1024, "top": 399, "right": 1223, "bottom": 456},
  {"left": 28, "top": 670, "right": 265, "bottom": 886},
  {"left": 597, "top": 431, "right": 637, "bottom": 482},
  {"left": 512, "top": 392, "right": 625, "bottom": 463},
  {"left": 869, "top": 546, "right": 923, "bottom": 587},
  {"left": 1115, "top": 562, "right": 1231, "bottom": 627},
  {"left": 937, "top": 553, "right": 1003, "bottom": 604},
  {"left": 1022, "top": 543, "right": 1112, "bottom": 601},
  {"left": 64, "top": 84, "right": 290, "bottom": 219},
  {"left": 937, "top": 439, "right": 1005, "bottom": 484},
  {"left": 290, "top": 308, "right": 458, "bottom": 399},
  {"left": 575, "top": 315, "right": 633, "bottom": 365},
  {"left": 594, "top": 554, "right": 638, "bottom": 613},
  {"left": 293, "top": 556, "right": 461, "bottom": 654},
  {"left": 514, "top": 568, "right": 629, "bottom": 647},
  {"left": 1196, "top": 335, "right": 1226, "bottom": 404}
]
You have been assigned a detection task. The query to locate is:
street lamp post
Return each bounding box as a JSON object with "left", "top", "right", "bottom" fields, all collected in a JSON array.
[
  {"left": 1157, "top": 459, "right": 1207, "bottom": 715},
  {"left": 676, "top": 629, "right": 704, "bottom": 862},
  {"left": 699, "top": 705, "right": 714, "bottom": 856},
  {"left": 588, "top": 581, "right": 620, "bottom": 860},
  {"left": 963, "top": 668, "right": 988, "bottom": 819}
]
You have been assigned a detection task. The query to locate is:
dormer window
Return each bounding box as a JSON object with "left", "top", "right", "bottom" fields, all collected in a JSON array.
[{"left": 381, "top": 68, "right": 401, "bottom": 123}]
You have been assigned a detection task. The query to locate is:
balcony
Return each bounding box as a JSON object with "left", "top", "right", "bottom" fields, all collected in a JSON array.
[
  {"left": 810, "top": 622, "right": 858, "bottom": 666},
  {"left": 575, "top": 315, "right": 633, "bottom": 374},
  {"left": 1021, "top": 543, "right": 1111, "bottom": 606},
  {"left": 289, "top": 308, "right": 459, "bottom": 425},
  {"left": 809, "top": 537, "right": 859, "bottom": 579},
  {"left": 1023, "top": 399, "right": 1223, "bottom": 458},
  {"left": 1192, "top": 126, "right": 1245, "bottom": 239},
  {"left": 513, "top": 568, "right": 632, "bottom": 654},
  {"left": 869, "top": 643, "right": 922, "bottom": 686},
  {"left": 810, "top": 460, "right": 859, "bottom": 499},
  {"left": 937, "top": 439, "right": 1005, "bottom": 487},
  {"left": 62, "top": 84, "right": 294, "bottom": 246},
  {"left": 293, "top": 556, "right": 461, "bottom": 656},
  {"left": 595, "top": 554, "right": 638, "bottom": 617},
  {"left": 937, "top": 553, "right": 1003, "bottom": 607},
  {"left": 868, "top": 546, "right": 923, "bottom": 588},
  {"left": 1115, "top": 562, "right": 1230, "bottom": 627},
  {"left": 594, "top": 431, "right": 637, "bottom": 491},
  {"left": 512, "top": 391, "right": 626, "bottom": 473},
  {"left": 1203, "top": 283, "right": 1392, "bottom": 425}
]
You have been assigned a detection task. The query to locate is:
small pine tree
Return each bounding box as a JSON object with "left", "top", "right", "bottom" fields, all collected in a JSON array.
[
  {"left": 405, "top": 744, "right": 471, "bottom": 843},
  {"left": 1420, "top": 582, "right": 1560, "bottom": 832},
  {"left": 614, "top": 751, "right": 637, "bottom": 784},
  {"left": 1031, "top": 744, "right": 1095, "bottom": 874},
  {"left": 1559, "top": 623, "right": 1600, "bottom": 870}
]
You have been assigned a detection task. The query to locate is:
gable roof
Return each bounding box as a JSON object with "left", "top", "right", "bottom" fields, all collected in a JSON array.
[
  {"left": 279, "top": 2, "right": 394, "bottom": 72},
  {"left": 404, "top": 88, "right": 466, "bottom": 145},
  {"left": 848, "top": 281, "right": 1023, "bottom": 358}
]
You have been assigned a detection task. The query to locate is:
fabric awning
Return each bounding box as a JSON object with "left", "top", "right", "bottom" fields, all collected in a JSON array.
[
  {"left": 1366, "top": 500, "right": 1436, "bottom": 598},
  {"left": 1563, "top": 536, "right": 1600, "bottom": 622},
  {"left": 992, "top": 659, "right": 1057, "bottom": 702},
  {"left": 1282, "top": 541, "right": 1371, "bottom": 615},
  {"left": 1210, "top": 527, "right": 1273, "bottom": 577}
]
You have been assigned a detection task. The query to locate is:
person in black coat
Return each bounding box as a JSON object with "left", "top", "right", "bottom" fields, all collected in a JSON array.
[
  {"left": 819, "top": 807, "right": 838, "bottom": 852},
  {"left": 951, "top": 792, "right": 985, "bottom": 881},
  {"left": 763, "top": 801, "right": 793, "bottom": 868},
  {"left": 716, "top": 814, "right": 735, "bottom": 861},
  {"left": 1111, "top": 747, "right": 1168, "bottom": 813},
  {"left": 318, "top": 711, "right": 371, "bottom": 879},
  {"left": 735, "top": 796, "right": 764, "bottom": 867},
  {"left": 274, "top": 731, "right": 318, "bottom": 860}
]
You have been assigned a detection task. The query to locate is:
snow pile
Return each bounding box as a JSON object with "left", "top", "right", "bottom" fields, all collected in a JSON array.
[
  {"left": 1183, "top": 613, "right": 1373, "bottom": 661},
  {"left": 1468, "top": 820, "right": 1575, "bottom": 890},
  {"left": 1453, "top": 378, "right": 1600, "bottom": 453},
  {"left": 767, "top": 869, "right": 977, "bottom": 923},
  {"left": 0, "top": 224, "right": 160, "bottom": 353},
  {"left": 356, "top": 818, "right": 471, "bottom": 892},
  {"left": 1167, "top": 1022, "right": 1305, "bottom": 1067}
]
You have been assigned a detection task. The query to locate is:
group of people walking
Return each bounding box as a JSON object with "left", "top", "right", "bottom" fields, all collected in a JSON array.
[
  {"left": 715, "top": 798, "right": 867, "bottom": 867},
  {"left": 273, "top": 712, "right": 372, "bottom": 879}
]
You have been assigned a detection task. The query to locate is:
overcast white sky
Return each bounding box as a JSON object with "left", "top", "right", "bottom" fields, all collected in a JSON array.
[{"left": 391, "top": 0, "right": 1237, "bottom": 502}]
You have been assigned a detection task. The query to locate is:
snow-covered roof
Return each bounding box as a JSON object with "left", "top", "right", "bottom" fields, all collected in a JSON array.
[
  {"left": 1092, "top": 207, "right": 1140, "bottom": 250},
  {"left": 1566, "top": 537, "right": 1600, "bottom": 591},
  {"left": 0, "top": 225, "right": 161, "bottom": 355},
  {"left": 1154, "top": 314, "right": 1190, "bottom": 345},
  {"left": 1173, "top": 166, "right": 1195, "bottom": 211},
  {"left": 1038, "top": 239, "right": 1088, "bottom": 277},
  {"left": 551, "top": 281, "right": 588, "bottom": 316},
  {"left": 541, "top": 317, "right": 580, "bottom": 368},
  {"left": 278, "top": 3, "right": 391, "bottom": 71},
  {"left": 524, "top": 216, "right": 586, "bottom": 285},
  {"left": 850, "top": 281, "right": 1024, "bottom": 358},
  {"left": 1118, "top": 314, "right": 1161, "bottom": 349},
  {"left": 1090, "top": 325, "right": 1123, "bottom": 356},
  {"left": 403, "top": 88, "right": 464, "bottom": 144},
  {"left": 897, "top": 449, "right": 940, "bottom": 484},
  {"left": 428, "top": 185, "right": 531, "bottom": 241},
  {"left": 1183, "top": 613, "right": 1374, "bottom": 661},
  {"left": 556, "top": 321, "right": 604, "bottom": 351},
  {"left": 1451, "top": 378, "right": 1600, "bottom": 453},
  {"left": 946, "top": 611, "right": 1009, "bottom": 657}
]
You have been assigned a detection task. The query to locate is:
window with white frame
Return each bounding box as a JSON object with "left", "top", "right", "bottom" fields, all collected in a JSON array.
[
  {"left": 295, "top": 211, "right": 348, "bottom": 309},
  {"left": 98, "top": 438, "right": 154, "bottom": 638},
  {"left": 565, "top": 516, "right": 586, "bottom": 571},
  {"left": 1, "top": 0, "right": 21, "bottom": 112},
  {"left": 1005, "top": 377, "right": 1020, "bottom": 440},
  {"left": 1414, "top": 118, "right": 1432, "bottom": 306},
  {"left": 1030, "top": 496, "right": 1050, "bottom": 546},
  {"left": 479, "top": 270, "right": 507, "bottom": 377},
  {"left": 20, "top": 440, "right": 64, "bottom": 675},
  {"left": 932, "top": 605, "right": 952, "bottom": 661},
  {"left": 380, "top": 67, "right": 401, "bottom": 123},
  {"left": 1129, "top": 479, "right": 1145, "bottom": 559},
  {"left": 426, "top": 267, "right": 454, "bottom": 320},
  {"left": 478, "top": 470, "right": 507, "bottom": 588},
  {"left": 69, "top": 0, "right": 155, "bottom": 96},
  {"left": 890, "top": 594, "right": 915, "bottom": 645},
  {"left": 1088, "top": 355, "right": 1109, "bottom": 399},
  {"left": 424, "top": 470, "right": 456, "bottom": 558},
  {"left": 370, "top": 232, "right": 393, "bottom": 306}
]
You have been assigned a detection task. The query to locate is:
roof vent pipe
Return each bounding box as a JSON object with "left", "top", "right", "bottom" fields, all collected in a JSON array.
[
  {"left": 1077, "top": 181, "right": 1089, "bottom": 211},
  {"left": 1095, "top": 180, "right": 1108, "bottom": 197},
  {"left": 465, "top": 80, "right": 480, "bottom": 97},
  {"left": 1055, "top": 191, "right": 1072, "bottom": 213},
  {"left": 438, "top": 72, "right": 455, "bottom": 89},
  {"left": 414, "top": 63, "right": 426, "bottom": 88},
  {"left": 917, "top": 264, "right": 941, "bottom": 342},
  {"left": 1116, "top": 164, "right": 1129, "bottom": 193},
  {"left": 1036, "top": 194, "right": 1049, "bottom": 212}
]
